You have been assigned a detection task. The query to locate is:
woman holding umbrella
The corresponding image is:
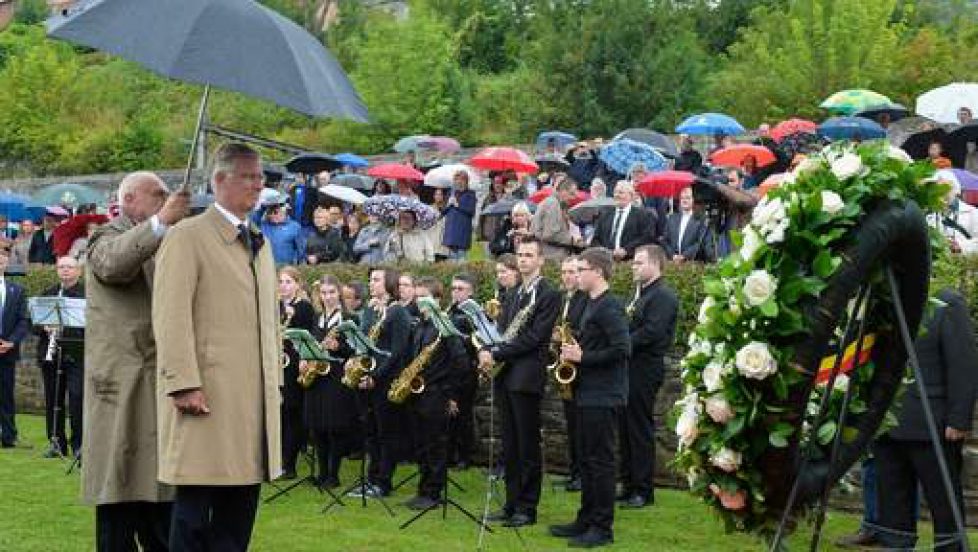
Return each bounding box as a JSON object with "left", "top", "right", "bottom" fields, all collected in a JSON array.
[
  {"left": 488, "top": 202, "right": 533, "bottom": 257},
  {"left": 442, "top": 170, "right": 478, "bottom": 262}
]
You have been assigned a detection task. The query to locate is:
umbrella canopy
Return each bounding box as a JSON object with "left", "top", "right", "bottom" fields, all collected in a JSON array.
[
  {"left": 417, "top": 136, "right": 461, "bottom": 153},
  {"left": 569, "top": 197, "right": 616, "bottom": 225},
  {"left": 894, "top": 127, "right": 949, "bottom": 160},
  {"left": 469, "top": 147, "right": 539, "bottom": 174},
  {"left": 636, "top": 171, "right": 695, "bottom": 198},
  {"left": 945, "top": 123, "right": 978, "bottom": 167},
  {"left": 916, "top": 83, "right": 978, "bottom": 124},
  {"left": 367, "top": 163, "right": 424, "bottom": 182},
  {"left": 536, "top": 131, "right": 578, "bottom": 150},
  {"left": 331, "top": 173, "right": 375, "bottom": 191},
  {"left": 612, "top": 128, "right": 679, "bottom": 157},
  {"left": 47, "top": 0, "right": 367, "bottom": 121},
  {"left": 319, "top": 184, "right": 367, "bottom": 205},
  {"left": 854, "top": 103, "right": 909, "bottom": 123},
  {"left": 423, "top": 164, "right": 480, "bottom": 189},
  {"left": 0, "top": 192, "right": 39, "bottom": 222},
  {"left": 675, "top": 113, "right": 746, "bottom": 136},
  {"left": 334, "top": 152, "right": 369, "bottom": 168},
  {"left": 535, "top": 157, "right": 570, "bottom": 173},
  {"left": 598, "top": 139, "right": 668, "bottom": 175},
  {"left": 31, "top": 183, "right": 106, "bottom": 207},
  {"left": 819, "top": 89, "right": 891, "bottom": 116},
  {"left": 770, "top": 118, "right": 819, "bottom": 142},
  {"left": 263, "top": 164, "right": 285, "bottom": 184},
  {"left": 363, "top": 194, "right": 439, "bottom": 230},
  {"left": 710, "top": 144, "right": 777, "bottom": 168},
  {"left": 935, "top": 169, "right": 978, "bottom": 193},
  {"left": 394, "top": 135, "right": 431, "bottom": 153},
  {"left": 481, "top": 199, "right": 535, "bottom": 217},
  {"left": 528, "top": 187, "right": 588, "bottom": 206},
  {"left": 818, "top": 117, "right": 886, "bottom": 141},
  {"left": 886, "top": 116, "right": 947, "bottom": 147},
  {"left": 285, "top": 153, "right": 341, "bottom": 175}
]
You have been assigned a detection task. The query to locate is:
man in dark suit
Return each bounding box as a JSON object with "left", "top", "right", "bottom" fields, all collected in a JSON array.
[
  {"left": 873, "top": 288, "right": 978, "bottom": 551},
  {"left": 550, "top": 246, "right": 630, "bottom": 548},
  {"left": 446, "top": 273, "right": 479, "bottom": 470},
  {"left": 555, "top": 255, "right": 588, "bottom": 492},
  {"left": 0, "top": 246, "right": 31, "bottom": 448},
  {"left": 478, "top": 236, "right": 560, "bottom": 527},
  {"left": 591, "top": 181, "right": 655, "bottom": 261},
  {"left": 28, "top": 213, "right": 59, "bottom": 265},
  {"left": 34, "top": 256, "right": 85, "bottom": 458},
  {"left": 619, "top": 245, "right": 678, "bottom": 508},
  {"left": 661, "top": 187, "right": 715, "bottom": 263}
]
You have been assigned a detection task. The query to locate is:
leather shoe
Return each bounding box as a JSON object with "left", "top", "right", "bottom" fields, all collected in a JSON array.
[
  {"left": 485, "top": 509, "right": 512, "bottom": 522},
  {"left": 549, "top": 522, "right": 587, "bottom": 538},
  {"left": 502, "top": 512, "right": 536, "bottom": 528},
  {"left": 407, "top": 496, "right": 440, "bottom": 511},
  {"left": 615, "top": 490, "right": 632, "bottom": 502},
  {"left": 564, "top": 477, "right": 582, "bottom": 492},
  {"left": 569, "top": 528, "right": 614, "bottom": 548},
  {"left": 620, "top": 495, "right": 650, "bottom": 509},
  {"left": 834, "top": 530, "right": 880, "bottom": 548}
]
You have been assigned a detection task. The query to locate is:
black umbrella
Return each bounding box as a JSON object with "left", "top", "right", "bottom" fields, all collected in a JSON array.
[
  {"left": 481, "top": 199, "right": 535, "bottom": 217},
  {"left": 612, "top": 128, "right": 679, "bottom": 157},
  {"left": 47, "top": 0, "right": 368, "bottom": 192},
  {"left": 285, "top": 153, "right": 342, "bottom": 175},
  {"left": 945, "top": 123, "right": 978, "bottom": 167},
  {"left": 854, "top": 103, "right": 910, "bottom": 124},
  {"left": 897, "top": 127, "right": 949, "bottom": 161},
  {"left": 535, "top": 157, "right": 570, "bottom": 173},
  {"left": 262, "top": 164, "right": 285, "bottom": 185}
]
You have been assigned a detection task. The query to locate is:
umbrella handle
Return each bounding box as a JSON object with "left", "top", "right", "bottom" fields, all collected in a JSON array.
[{"left": 181, "top": 85, "right": 211, "bottom": 194}]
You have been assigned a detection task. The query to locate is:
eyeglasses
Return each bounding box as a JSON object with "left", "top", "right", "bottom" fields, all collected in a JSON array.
[
  {"left": 451, "top": 286, "right": 469, "bottom": 291},
  {"left": 577, "top": 266, "right": 596, "bottom": 273}
]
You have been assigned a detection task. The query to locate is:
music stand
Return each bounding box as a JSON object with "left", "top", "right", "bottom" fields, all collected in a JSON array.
[{"left": 29, "top": 296, "right": 85, "bottom": 474}]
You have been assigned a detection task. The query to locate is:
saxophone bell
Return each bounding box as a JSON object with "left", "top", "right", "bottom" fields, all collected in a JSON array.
[{"left": 409, "top": 376, "right": 425, "bottom": 394}]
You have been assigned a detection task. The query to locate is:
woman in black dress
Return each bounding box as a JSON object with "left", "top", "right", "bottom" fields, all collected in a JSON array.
[
  {"left": 279, "top": 266, "right": 316, "bottom": 479},
  {"left": 303, "top": 275, "right": 360, "bottom": 488}
]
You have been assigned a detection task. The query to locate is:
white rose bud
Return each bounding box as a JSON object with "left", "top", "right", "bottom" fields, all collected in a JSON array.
[
  {"left": 703, "top": 361, "right": 724, "bottom": 392},
  {"left": 698, "top": 296, "right": 716, "bottom": 324},
  {"left": 740, "top": 226, "right": 762, "bottom": 261},
  {"left": 735, "top": 341, "right": 779, "bottom": 380},
  {"left": 705, "top": 395, "right": 735, "bottom": 424},
  {"left": 675, "top": 394, "right": 701, "bottom": 447},
  {"left": 830, "top": 152, "right": 864, "bottom": 181},
  {"left": 743, "top": 269, "right": 778, "bottom": 307},
  {"left": 821, "top": 190, "right": 844, "bottom": 215},
  {"left": 710, "top": 447, "right": 743, "bottom": 473}
]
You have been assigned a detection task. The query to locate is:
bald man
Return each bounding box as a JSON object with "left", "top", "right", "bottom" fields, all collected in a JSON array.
[
  {"left": 83, "top": 171, "right": 188, "bottom": 551},
  {"left": 591, "top": 181, "right": 656, "bottom": 260}
]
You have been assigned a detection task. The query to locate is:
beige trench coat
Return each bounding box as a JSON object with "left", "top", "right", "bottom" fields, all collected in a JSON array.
[
  {"left": 82, "top": 216, "right": 174, "bottom": 505},
  {"left": 153, "top": 206, "right": 282, "bottom": 485}
]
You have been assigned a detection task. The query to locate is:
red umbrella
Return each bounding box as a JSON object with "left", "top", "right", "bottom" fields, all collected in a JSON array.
[
  {"left": 636, "top": 171, "right": 694, "bottom": 198},
  {"left": 770, "top": 118, "right": 818, "bottom": 142},
  {"left": 710, "top": 144, "right": 777, "bottom": 168},
  {"left": 366, "top": 163, "right": 424, "bottom": 181},
  {"left": 528, "top": 187, "right": 588, "bottom": 206},
  {"left": 52, "top": 214, "right": 109, "bottom": 256},
  {"left": 469, "top": 147, "right": 538, "bottom": 173}
]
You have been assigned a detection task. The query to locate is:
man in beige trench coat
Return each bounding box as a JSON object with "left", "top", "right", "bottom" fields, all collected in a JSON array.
[
  {"left": 83, "top": 171, "right": 189, "bottom": 550},
  {"left": 154, "top": 143, "right": 282, "bottom": 551}
]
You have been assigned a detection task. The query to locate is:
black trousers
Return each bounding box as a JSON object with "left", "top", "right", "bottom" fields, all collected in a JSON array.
[
  {"left": 0, "top": 360, "right": 16, "bottom": 445},
  {"left": 310, "top": 428, "right": 351, "bottom": 482},
  {"left": 169, "top": 485, "right": 260, "bottom": 552},
  {"left": 449, "top": 374, "right": 477, "bottom": 464},
  {"left": 498, "top": 388, "right": 542, "bottom": 516},
  {"left": 874, "top": 436, "right": 966, "bottom": 551},
  {"left": 575, "top": 406, "right": 619, "bottom": 537},
  {"left": 96, "top": 501, "right": 172, "bottom": 552},
  {"left": 362, "top": 387, "right": 401, "bottom": 493},
  {"left": 41, "top": 358, "right": 84, "bottom": 454},
  {"left": 618, "top": 380, "right": 660, "bottom": 500},
  {"left": 414, "top": 393, "right": 451, "bottom": 499},
  {"left": 562, "top": 399, "right": 581, "bottom": 479},
  {"left": 280, "top": 403, "right": 305, "bottom": 473}
]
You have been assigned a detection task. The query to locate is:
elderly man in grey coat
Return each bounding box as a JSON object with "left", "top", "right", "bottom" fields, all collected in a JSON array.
[{"left": 83, "top": 171, "right": 188, "bottom": 551}]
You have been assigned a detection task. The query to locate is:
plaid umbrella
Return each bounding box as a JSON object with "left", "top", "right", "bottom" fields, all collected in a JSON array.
[
  {"left": 820, "top": 89, "right": 891, "bottom": 116},
  {"left": 598, "top": 139, "right": 668, "bottom": 175},
  {"left": 363, "top": 194, "right": 439, "bottom": 230}
]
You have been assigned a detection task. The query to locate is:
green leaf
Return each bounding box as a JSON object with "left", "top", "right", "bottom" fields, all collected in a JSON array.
[
  {"left": 721, "top": 415, "right": 747, "bottom": 440},
  {"left": 813, "top": 250, "right": 836, "bottom": 279},
  {"left": 816, "top": 421, "right": 838, "bottom": 445},
  {"left": 704, "top": 279, "right": 726, "bottom": 296},
  {"left": 759, "top": 299, "right": 779, "bottom": 318},
  {"left": 769, "top": 433, "right": 789, "bottom": 448}
]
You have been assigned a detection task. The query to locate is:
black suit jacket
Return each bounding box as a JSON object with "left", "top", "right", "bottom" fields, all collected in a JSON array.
[
  {"left": 628, "top": 278, "right": 679, "bottom": 388},
  {"left": 566, "top": 289, "right": 587, "bottom": 332},
  {"left": 889, "top": 288, "right": 978, "bottom": 441},
  {"left": 362, "top": 303, "right": 412, "bottom": 385},
  {"left": 661, "top": 211, "right": 715, "bottom": 262},
  {"left": 0, "top": 280, "right": 29, "bottom": 362},
  {"left": 575, "top": 290, "right": 630, "bottom": 407},
  {"left": 491, "top": 277, "right": 560, "bottom": 395},
  {"left": 410, "top": 317, "right": 467, "bottom": 413},
  {"left": 591, "top": 206, "right": 656, "bottom": 259},
  {"left": 33, "top": 281, "right": 85, "bottom": 364},
  {"left": 28, "top": 231, "right": 55, "bottom": 264}
]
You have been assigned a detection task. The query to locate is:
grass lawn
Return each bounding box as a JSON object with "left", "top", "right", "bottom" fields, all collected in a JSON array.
[{"left": 0, "top": 414, "right": 971, "bottom": 551}]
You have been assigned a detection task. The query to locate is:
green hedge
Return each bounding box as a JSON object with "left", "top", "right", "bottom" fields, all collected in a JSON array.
[{"left": 20, "top": 256, "right": 977, "bottom": 346}]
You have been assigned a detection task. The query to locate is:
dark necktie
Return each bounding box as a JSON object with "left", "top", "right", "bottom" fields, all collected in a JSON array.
[{"left": 238, "top": 224, "right": 264, "bottom": 259}]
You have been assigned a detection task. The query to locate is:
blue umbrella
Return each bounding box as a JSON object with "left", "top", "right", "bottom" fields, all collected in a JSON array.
[
  {"left": 598, "top": 139, "right": 668, "bottom": 175},
  {"left": 536, "top": 131, "right": 578, "bottom": 150},
  {"left": 335, "top": 152, "right": 369, "bottom": 168},
  {"left": 818, "top": 117, "right": 886, "bottom": 141},
  {"left": 675, "top": 113, "right": 746, "bottom": 136},
  {"left": 0, "top": 192, "right": 38, "bottom": 223}
]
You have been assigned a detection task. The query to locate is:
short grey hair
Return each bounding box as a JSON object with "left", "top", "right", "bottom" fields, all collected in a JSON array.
[
  {"left": 511, "top": 201, "right": 532, "bottom": 217},
  {"left": 117, "top": 171, "right": 166, "bottom": 205},
  {"left": 614, "top": 180, "right": 635, "bottom": 195},
  {"left": 210, "top": 142, "right": 260, "bottom": 182}
]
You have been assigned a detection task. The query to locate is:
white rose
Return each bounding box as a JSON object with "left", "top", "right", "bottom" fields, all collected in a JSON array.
[
  {"left": 830, "top": 152, "right": 864, "bottom": 180},
  {"left": 887, "top": 145, "right": 912, "bottom": 164},
  {"left": 705, "top": 395, "right": 735, "bottom": 424},
  {"left": 806, "top": 399, "right": 820, "bottom": 417},
  {"left": 740, "top": 226, "right": 762, "bottom": 261},
  {"left": 743, "top": 269, "right": 778, "bottom": 306},
  {"left": 793, "top": 156, "right": 823, "bottom": 176},
  {"left": 765, "top": 219, "right": 788, "bottom": 244},
  {"left": 710, "top": 447, "right": 742, "bottom": 473},
  {"left": 675, "top": 394, "right": 701, "bottom": 447},
  {"left": 834, "top": 373, "right": 850, "bottom": 392},
  {"left": 735, "top": 341, "right": 779, "bottom": 380},
  {"left": 821, "top": 190, "right": 844, "bottom": 215},
  {"left": 752, "top": 197, "right": 785, "bottom": 228},
  {"left": 698, "top": 296, "right": 716, "bottom": 324},
  {"left": 703, "top": 361, "right": 724, "bottom": 392}
]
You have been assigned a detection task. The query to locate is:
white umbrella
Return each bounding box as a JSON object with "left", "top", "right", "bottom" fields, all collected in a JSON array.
[
  {"left": 319, "top": 184, "right": 367, "bottom": 205},
  {"left": 423, "top": 164, "right": 481, "bottom": 189},
  {"left": 916, "top": 83, "right": 978, "bottom": 124}
]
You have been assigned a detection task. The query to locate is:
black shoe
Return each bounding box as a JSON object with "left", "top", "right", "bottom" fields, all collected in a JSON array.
[
  {"left": 407, "top": 496, "right": 440, "bottom": 511},
  {"left": 834, "top": 530, "right": 880, "bottom": 548},
  {"left": 564, "top": 477, "right": 582, "bottom": 492},
  {"left": 455, "top": 460, "right": 471, "bottom": 470},
  {"left": 569, "top": 528, "right": 614, "bottom": 548},
  {"left": 615, "top": 490, "right": 632, "bottom": 502},
  {"left": 502, "top": 512, "right": 536, "bottom": 528},
  {"left": 620, "top": 495, "right": 650, "bottom": 509},
  {"left": 320, "top": 476, "right": 340, "bottom": 489},
  {"left": 485, "top": 509, "right": 512, "bottom": 522},
  {"left": 549, "top": 522, "right": 587, "bottom": 538},
  {"left": 0, "top": 442, "right": 13, "bottom": 449}
]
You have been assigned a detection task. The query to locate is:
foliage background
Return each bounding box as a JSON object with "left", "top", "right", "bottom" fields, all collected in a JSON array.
[{"left": 1, "top": 0, "right": 977, "bottom": 177}]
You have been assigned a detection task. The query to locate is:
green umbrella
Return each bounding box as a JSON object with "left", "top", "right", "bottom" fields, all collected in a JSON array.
[
  {"left": 819, "top": 89, "right": 891, "bottom": 116},
  {"left": 32, "top": 183, "right": 107, "bottom": 208}
]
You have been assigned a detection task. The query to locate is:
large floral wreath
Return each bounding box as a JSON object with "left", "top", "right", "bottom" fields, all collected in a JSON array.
[{"left": 671, "top": 140, "right": 948, "bottom": 532}]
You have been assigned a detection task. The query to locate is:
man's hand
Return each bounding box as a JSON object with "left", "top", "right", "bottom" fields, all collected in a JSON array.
[
  {"left": 358, "top": 375, "right": 376, "bottom": 390},
  {"left": 447, "top": 400, "right": 459, "bottom": 417},
  {"left": 0, "top": 340, "right": 13, "bottom": 354},
  {"left": 158, "top": 190, "right": 191, "bottom": 226},
  {"left": 561, "top": 343, "right": 582, "bottom": 363},
  {"left": 172, "top": 388, "right": 210, "bottom": 416},
  {"left": 478, "top": 350, "right": 493, "bottom": 367},
  {"left": 298, "top": 360, "right": 309, "bottom": 375},
  {"left": 946, "top": 427, "right": 968, "bottom": 441},
  {"left": 324, "top": 336, "right": 340, "bottom": 351}
]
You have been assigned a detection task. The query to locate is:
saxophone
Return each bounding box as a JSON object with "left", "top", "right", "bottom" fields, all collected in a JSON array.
[
  {"left": 388, "top": 335, "right": 440, "bottom": 404},
  {"left": 297, "top": 325, "right": 339, "bottom": 388},
  {"left": 478, "top": 287, "right": 537, "bottom": 383},
  {"left": 341, "top": 305, "right": 385, "bottom": 389},
  {"left": 626, "top": 285, "right": 640, "bottom": 319},
  {"left": 484, "top": 290, "right": 502, "bottom": 320},
  {"left": 548, "top": 294, "right": 577, "bottom": 400},
  {"left": 280, "top": 299, "right": 295, "bottom": 370}
]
